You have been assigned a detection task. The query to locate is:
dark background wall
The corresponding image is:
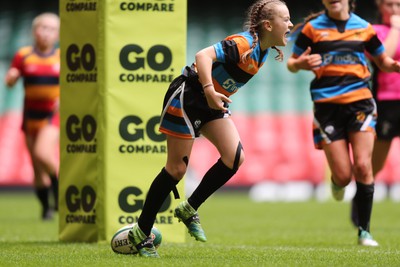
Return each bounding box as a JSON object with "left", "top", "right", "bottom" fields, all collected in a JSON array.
[
  {"left": 0, "top": 0, "right": 380, "bottom": 25},
  {"left": 188, "top": 0, "right": 379, "bottom": 24},
  {"left": 1, "top": 0, "right": 397, "bottom": 189},
  {"left": 0, "top": 0, "right": 383, "bottom": 113}
]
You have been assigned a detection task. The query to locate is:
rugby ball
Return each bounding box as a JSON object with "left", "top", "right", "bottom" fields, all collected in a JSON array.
[{"left": 111, "top": 224, "right": 162, "bottom": 254}]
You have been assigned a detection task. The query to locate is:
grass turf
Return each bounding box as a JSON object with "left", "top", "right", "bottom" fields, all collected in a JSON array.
[{"left": 0, "top": 191, "right": 399, "bottom": 266}]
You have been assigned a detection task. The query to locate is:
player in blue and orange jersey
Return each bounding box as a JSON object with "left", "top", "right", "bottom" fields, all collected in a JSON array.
[
  {"left": 287, "top": 0, "right": 400, "bottom": 246},
  {"left": 128, "top": 0, "right": 293, "bottom": 257},
  {"left": 5, "top": 13, "right": 60, "bottom": 220}
]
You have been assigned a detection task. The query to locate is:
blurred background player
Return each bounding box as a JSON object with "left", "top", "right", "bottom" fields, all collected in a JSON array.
[
  {"left": 287, "top": 0, "right": 400, "bottom": 246},
  {"left": 351, "top": 0, "right": 400, "bottom": 226},
  {"left": 128, "top": 0, "right": 293, "bottom": 258},
  {"left": 4, "top": 13, "right": 60, "bottom": 220}
]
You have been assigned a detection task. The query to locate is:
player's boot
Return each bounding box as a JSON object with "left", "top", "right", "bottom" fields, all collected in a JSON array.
[
  {"left": 331, "top": 181, "right": 345, "bottom": 201},
  {"left": 358, "top": 228, "right": 379, "bottom": 247},
  {"left": 174, "top": 200, "right": 207, "bottom": 242},
  {"left": 42, "top": 208, "right": 53, "bottom": 221},
  {"left": 128, "top": 224, "right": 159, "bottom": 258}
]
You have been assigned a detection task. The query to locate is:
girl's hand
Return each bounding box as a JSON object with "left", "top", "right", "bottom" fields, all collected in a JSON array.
[
  {"left": 392, "top": 60, "right": 400, "bottom": 72},
  {"left": 203, "top": 86, "right": 232, "bottom": 112},
  {"left": 5, "top": 68, "right": 20, "bottom": 87},
  {"left": 296, "top": 47, "right": 322, "bottom": 70}
]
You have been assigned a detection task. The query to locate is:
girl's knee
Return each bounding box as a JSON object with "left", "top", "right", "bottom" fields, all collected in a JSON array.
[
  {"left": 166, "top": 164, "right": 187, "bottom": 181},
  {"left": 332, "top": 171, "right": 352, "bottom": 187},
  {"left": 353, "top": 160, "right": 372, "bottom": 179},
  {"left": 222, "top": 148, "right": 245, "bottom": 171}
]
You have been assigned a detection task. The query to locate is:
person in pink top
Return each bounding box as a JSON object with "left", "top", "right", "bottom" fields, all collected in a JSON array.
[{"left": 351, "top": 0, "right": 400, "bottom": 226}]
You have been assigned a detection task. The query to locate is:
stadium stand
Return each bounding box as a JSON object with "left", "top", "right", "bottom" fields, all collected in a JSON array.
[{"left": 1, "top": 1, "right": 399, "bottom": 201}]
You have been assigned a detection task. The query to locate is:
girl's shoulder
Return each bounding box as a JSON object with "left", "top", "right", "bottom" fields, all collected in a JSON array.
[
  {"left": 224, "top": 31, "right": 253, "bottom": 48},
  {"left": 347, "top": 13, "right": 370, "bottom": 29},
  {"left": 225, "top": 31, "right": 253, "bottom": 42},
  {"left": 305, "top": 13, "right": 370, "bottom": 30},
  {"left": 15, "top": 46, "right": 34, "bottom": 57},
  {"left": 302, "top": 13, "right": 334, "bottom": 32}
]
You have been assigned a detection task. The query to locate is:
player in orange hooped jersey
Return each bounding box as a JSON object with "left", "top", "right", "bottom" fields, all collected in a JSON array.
[
  {"left": 5, "top": 13, "right": 60, "bottom": 220},
  {"left": 287, "top": 0, "right": 400, "bottom": 247}
]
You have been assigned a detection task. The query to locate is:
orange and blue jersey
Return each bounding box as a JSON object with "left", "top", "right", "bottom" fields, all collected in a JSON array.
[
  {"left": 158, "top": 31, "right": 270, "bottom": 139},
  {"left": 212, "top": 31, "right": 269, "bottom": 96},
  {"left": 292, "top": 13, "right": 384, "bottom": 104},
  {"left": 10, "top": 46, "right": 60, "bottom": 135}
]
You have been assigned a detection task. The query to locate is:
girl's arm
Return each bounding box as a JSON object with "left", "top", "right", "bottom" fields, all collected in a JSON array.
[
  {"left": 195, "top": 46, "right": 231, "bottom": 111},
  {"left": 372, "top": 52, "right": 400, "bottom": 72},
  {"left": 4, "top": 67, "right": 21, "bottom": 88},
  {"left": 287, "top": 47, "right": 322, "bottom": 73}
]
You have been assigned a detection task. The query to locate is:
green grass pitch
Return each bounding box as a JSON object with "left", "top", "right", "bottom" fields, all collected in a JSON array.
[{"left": 0, "top": 191, "right": 399, "bottom": 266}]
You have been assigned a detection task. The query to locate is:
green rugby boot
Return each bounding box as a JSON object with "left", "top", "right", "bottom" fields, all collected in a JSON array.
[
  {"left": 128, "top": 224, "right": 159, "bottom": 258},
  {"left": 174, "top": 200, "right": 207, "bottom": 242},
  {"left": 331, "top": 181, "right": 345, "bottom": 201},
  {"left": 358, "top": 229, "right": 379, "bottom": 247}
]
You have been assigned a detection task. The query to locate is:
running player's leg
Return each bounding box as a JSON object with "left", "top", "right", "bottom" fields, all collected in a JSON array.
[
  {"left": 349, "top": 131, "right": 378, "bottom": 246},
  {"left": 34, "top": 124, "right": 59, "bottom": 210},
  {"left": 174, "top": 118, "right": 244, "bottom": 242},
  {"left": 189, "top": 117, "right": 244, "bottom": 209},
  {"left": 323, "top": 140, "right": 353, "bottom": 201},
  {"left": 129, "top": 136, "right": 194, "bottom": 257},
  {"left": 26, "top": 134, "right": 52, "bottom": 220},
  {"left": 351, "top": 138, "right": 392, "bottom": 226}
]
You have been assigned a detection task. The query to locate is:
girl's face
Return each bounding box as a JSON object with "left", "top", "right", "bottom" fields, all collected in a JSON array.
[
  {"left": 322, "top": 0, "right": 350, "bottom": 19},
  {"left": 267, "top": 4, "right": 293, "bottom": 47},
  {"left": 33, "top": 16, "right": 59, "bottom": 51},
  {"left": 379, "top": 0, "right": 400, "bottom": 24}
]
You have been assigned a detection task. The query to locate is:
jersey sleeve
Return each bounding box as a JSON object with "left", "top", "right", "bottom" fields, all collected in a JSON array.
[
  {"left": 365, "top": 24, "right": 385, "bottom": 56},
  {"left": 213, "top": 35, "right": 250, "bottom": 64},
  {"left": 10, "top": 50, "right": 25, "bottom": 71},
  {"left": 292, "top": 23, "right": 314, "bottom": 56}
]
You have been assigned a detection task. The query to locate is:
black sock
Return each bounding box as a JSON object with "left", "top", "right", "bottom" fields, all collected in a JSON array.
[
  {"left": 50, "top": 175, "right": 58, "bottom": 210},
  {"left": 188, "top": 158, "right": 236, "bottom": 211},
  {"left": 354, "top": 182, "right": 374, "bottom": 233},
  {"left": 138, "top": 168, "right": 178, "bottom": 236},
  {"left": 35, "top": 187, "right": 50, "bottom": 212}
]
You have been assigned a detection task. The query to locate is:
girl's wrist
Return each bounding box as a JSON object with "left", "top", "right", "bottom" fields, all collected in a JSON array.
[{"left": 202, "top": 83, "right": 214, "bottom": 90}]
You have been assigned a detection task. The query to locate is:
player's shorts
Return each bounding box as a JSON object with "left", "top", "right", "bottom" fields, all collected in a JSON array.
[
  {"left": 312, "top": 98, "right": 377, "bottom": 149},
  {"left": 159, "top": 65, "right": 230, "bottom": 139},
  {"left": 22, "top": 111, "right": 59, "bottom": 136},
  {"left": 375, "top": 100, "right": 400, "bottom": 140}
]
